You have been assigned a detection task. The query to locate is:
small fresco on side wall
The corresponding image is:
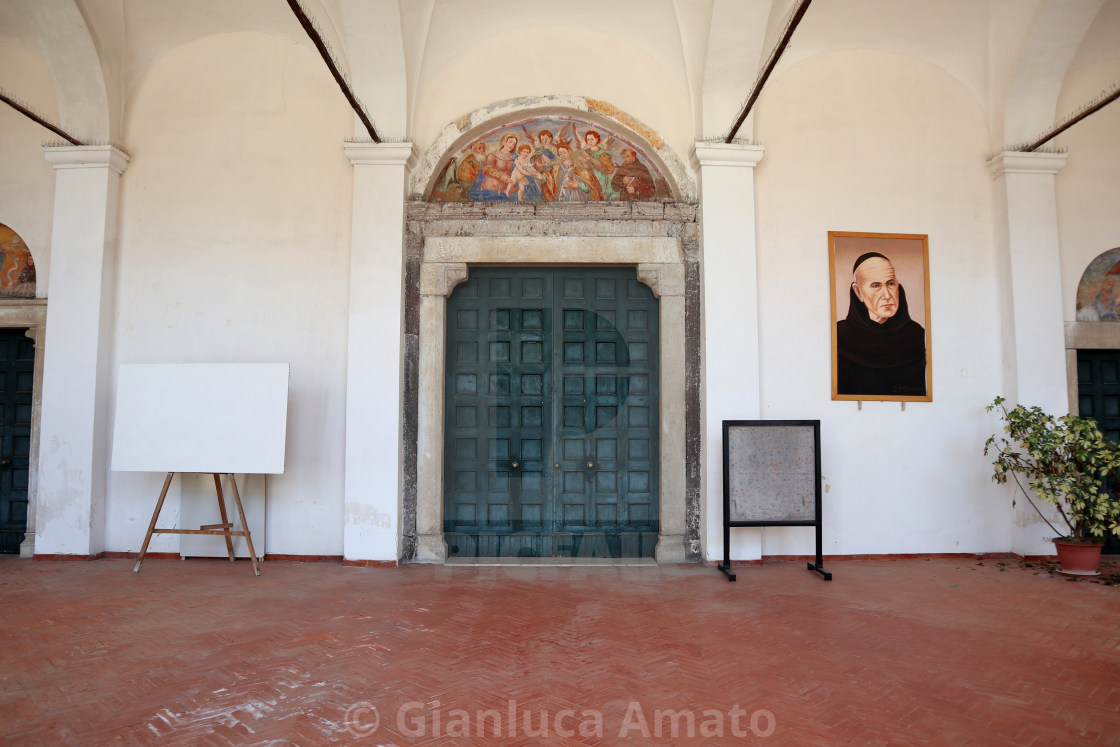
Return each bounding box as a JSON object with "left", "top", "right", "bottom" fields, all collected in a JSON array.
[
  {"left": 427, "top": 116, "right": 673, "bottom": 203},
  {"left": 0, "top": 224, "right": 36, "bottom": 298},
  {"left": 1076, "top": 248, "right": 1120, "bottom": 322}
]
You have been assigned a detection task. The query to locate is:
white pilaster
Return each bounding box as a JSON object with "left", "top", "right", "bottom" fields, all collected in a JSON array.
[
  {"left": 692, "top": 142, "right": 765, "bottom": 563},
  {"left": 36, "top": 145, "right": 128, "bottom": 556},
  {"left": 988, "top": 150, "right": 1068, "bottom": 556},
  {"left": 343, "top": 141, "right": 413, "bottom": 562}
]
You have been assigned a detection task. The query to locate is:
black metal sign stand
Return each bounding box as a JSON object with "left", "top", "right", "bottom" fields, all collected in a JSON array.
[{"left": 718, "top": 420, "right": 831, "bottom": 582}]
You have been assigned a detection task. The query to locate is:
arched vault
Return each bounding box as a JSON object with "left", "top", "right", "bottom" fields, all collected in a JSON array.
[
  {"left": 1000, "top": 0, "right": 1106, "bottom": 148},
  {"left": 15, "top": 0, "right": 113, "bottom": 143}
]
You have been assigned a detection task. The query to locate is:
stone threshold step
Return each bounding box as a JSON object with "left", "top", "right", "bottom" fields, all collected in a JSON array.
[{"left": 444, "top": 557, "right": 658, "bottom": 567}]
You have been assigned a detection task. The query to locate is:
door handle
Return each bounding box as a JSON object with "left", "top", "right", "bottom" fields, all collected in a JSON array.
[
  {"left": 511, "top": 461, "right": 520, "bottom": 469},
  {"left": 0, "top": 459, "right": 10, "bottom": 467},
  {"left": 586, "top": 461, "right": 594, "bottom": 469}
]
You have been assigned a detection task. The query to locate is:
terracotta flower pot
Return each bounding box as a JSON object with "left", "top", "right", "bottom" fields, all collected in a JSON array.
[{"left": 1052, "top": 539, "right": 1104, "bottom": 577}]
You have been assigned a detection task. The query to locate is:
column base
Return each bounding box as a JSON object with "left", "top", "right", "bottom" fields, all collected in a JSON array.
[
  {"left": 655, "top": 534, "right": 687, "bottom": 563},
  {"left": 415, "top": 533, "right": 448, "bottom": 563},
  {"left": 19, "top": 534, "right": 34, "bottom": 559}
]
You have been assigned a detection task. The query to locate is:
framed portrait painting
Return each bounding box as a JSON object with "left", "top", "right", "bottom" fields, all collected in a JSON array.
[{"left": 829, "top": 231, "right": 932, "bottom": 402}]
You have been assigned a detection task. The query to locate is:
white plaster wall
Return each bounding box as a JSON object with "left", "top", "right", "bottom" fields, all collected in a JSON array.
[
  {"left": 106, "top": 33, "right": 353, "bottom": 556},
  {"left": 766, "top": 0, "right": 992, "bottom": 118},
  {"left": 71, "top": 0, "right": 347, "bottom": 104},
  {"left": 0, "top": 41, "right": 57, "bottom": 294},
  {"left": 405, "top": 0, "right": 698, "bottom": 138},
  {"left": 1069, "top": 0, "right": 1120, "bottom": 71},
  {"left": 409, "top": 27, "right": 695, "bottom": 172},
  {"left": 1056, "top": 59, "right": 1120, "bottom": 317},
  {"left": 741, "top": 50, "right": 1012, "bottom": 559}
]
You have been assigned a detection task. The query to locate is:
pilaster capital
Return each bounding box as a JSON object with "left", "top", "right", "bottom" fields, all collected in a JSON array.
[
  {"left": 691, "top": 142, "right": 765, "bottom": 170},
  {"left": 43, "top": 145, "right": 130, "bottom": 174},
  {"left": 344, "top": 141, "right": 415, "bottom": 167},
  {"left": 987, "top": 150, "right": 1068, "bottom": 179}
]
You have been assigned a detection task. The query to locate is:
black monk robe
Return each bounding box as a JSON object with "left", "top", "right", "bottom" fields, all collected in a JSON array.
[{"left": 836, "top": 284, "right": 926, "bottom": 397}]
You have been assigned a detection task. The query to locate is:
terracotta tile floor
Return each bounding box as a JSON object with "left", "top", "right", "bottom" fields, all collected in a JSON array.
[{"left": 1, "top": 556, "right": 1118, "bottom": 746}]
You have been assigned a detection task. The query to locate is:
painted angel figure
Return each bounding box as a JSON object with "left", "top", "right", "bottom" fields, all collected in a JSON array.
[
  {"left": 554, "top": 142, "right": 603, "bottom": 201},
  {"left": 570, "top": 126, "right": 617, "bottom": 200},
  {"left": 522, "top": 125, "right": 559, "bottom": 200}
]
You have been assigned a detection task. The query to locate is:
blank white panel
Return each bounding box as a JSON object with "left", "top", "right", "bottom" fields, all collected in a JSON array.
[{"left": 112, "top": 364, "right": 289, "bottom": 474}]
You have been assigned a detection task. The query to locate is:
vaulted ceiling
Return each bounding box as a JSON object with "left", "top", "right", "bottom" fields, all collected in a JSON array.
[{"left": 2, "top": 0, "right": 1118, "bottom": 151}]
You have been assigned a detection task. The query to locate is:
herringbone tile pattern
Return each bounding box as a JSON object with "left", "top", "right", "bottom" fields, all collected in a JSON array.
[{"left": 1, "top": 556, "right": 1118, "bottom": 745}]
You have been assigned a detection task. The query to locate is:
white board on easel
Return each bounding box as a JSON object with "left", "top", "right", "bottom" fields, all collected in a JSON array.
[{"left": 111, "top": 364, "right": 290, "bottom": 474}]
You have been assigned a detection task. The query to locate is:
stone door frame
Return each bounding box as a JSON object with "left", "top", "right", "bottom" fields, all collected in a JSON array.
[
  {"left": 0, "top": 299, "right": 47, "bottom": 557},
  {"left": 1066, "top": 322, "right": 1120, "bottom": 413},
  {"left": 413, "top": 236, "right": 688, "bottom": 563}
]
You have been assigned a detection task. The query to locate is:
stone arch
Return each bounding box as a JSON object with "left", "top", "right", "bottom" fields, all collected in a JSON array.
[{"left": 411, "top": 96, "right": 696, "bottom": 202}]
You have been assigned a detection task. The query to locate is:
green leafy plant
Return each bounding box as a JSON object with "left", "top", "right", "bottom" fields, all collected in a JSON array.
[{"left": 985, "top": 396, "right": 1120, "bottom": 543}]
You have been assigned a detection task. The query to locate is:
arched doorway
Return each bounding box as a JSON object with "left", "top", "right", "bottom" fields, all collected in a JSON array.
[
  {"left": 408, "top": 101, "right": 697, "bottom": 564},
  {"left": 1069, "top": 247, "right": 1120, "bottom": 554},
  {"left": 0, "top": 224, "right": 45, "bottom": 556}
]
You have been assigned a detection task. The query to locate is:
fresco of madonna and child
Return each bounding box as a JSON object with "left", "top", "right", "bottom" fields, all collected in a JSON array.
[{"left": 427, "top": 116, "right": 673, "bottom": 203}]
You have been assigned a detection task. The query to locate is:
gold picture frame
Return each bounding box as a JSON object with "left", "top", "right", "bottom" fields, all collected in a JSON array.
[{"left": 829, "top": 231, "right": 932, "bottom": 402}]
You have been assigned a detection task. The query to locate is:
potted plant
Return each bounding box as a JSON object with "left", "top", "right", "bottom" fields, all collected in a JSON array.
[{"left": 985, "top": 396, "right": 1120, "bottom": 576}]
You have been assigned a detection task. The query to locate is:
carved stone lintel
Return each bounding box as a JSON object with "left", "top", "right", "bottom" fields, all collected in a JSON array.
[
  {"left": 1065, "top": 320, "right": 1120, "bottom": 350},
  {"left": 637, "top": 263, "right": 685, "bottom": 298},
  {"left": 420, "top": 262, "right": 469, "bottom": 297}
]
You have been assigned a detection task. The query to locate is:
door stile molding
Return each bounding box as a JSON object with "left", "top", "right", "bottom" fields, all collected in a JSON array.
[
  {"left": 637, "top": 263, "right": 687, "bottom": 560},
  {"left": 416, "top": 262, "right": 469, "bottom": 563}
]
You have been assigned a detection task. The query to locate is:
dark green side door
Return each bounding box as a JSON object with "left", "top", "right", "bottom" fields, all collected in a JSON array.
[
  {"left": 1077, "top": 349, "right": 1120, "bottom": 554},
  {"left": 0, "top": 328, "right": 33, "bottom": 554},
  {"left": 444, "top": 267, "right": 659, "bottom": 558}
]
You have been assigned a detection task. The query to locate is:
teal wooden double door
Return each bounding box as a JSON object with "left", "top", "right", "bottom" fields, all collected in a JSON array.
[{"left": 444, "top": 267, "right": 659, "bottom": 558}]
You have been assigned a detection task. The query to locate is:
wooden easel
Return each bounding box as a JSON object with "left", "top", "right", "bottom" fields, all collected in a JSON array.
[{"left": 134, "top": 472, "right": 261, "bottom": 576}]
